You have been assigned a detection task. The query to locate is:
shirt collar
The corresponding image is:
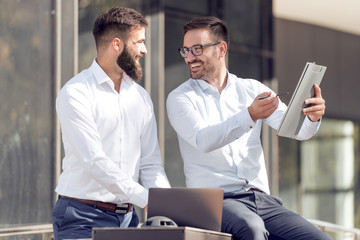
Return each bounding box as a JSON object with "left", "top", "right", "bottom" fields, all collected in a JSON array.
[
  {"left": 195, "top": 79, "right": 212, "bottom": 92},
  {"left": 193, "top": 70, "right": 233, "bottom": 93},
  {"left": 120, "top": 71, "right": 134, "bottom": 91},
  {"left": 90, "top": 58, "right": 134, "bottom": 90},
  {"left": 90, "top": 59, "right": 112, "bottom": 85}
]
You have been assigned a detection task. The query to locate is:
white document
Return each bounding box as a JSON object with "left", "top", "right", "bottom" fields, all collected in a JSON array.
[{"left": 277, "top": 62, "right": 327, "bottom": 139}]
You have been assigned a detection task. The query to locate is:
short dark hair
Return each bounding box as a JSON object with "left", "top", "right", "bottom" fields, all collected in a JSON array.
[
  {"left": 92, "top": 7, "right": 148, "bottom": 49},
  {"left": 183, "top": 16, "right": 229, "bottom": 45}
]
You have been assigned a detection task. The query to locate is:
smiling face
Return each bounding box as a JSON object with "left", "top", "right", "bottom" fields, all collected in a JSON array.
[
  {"left": 183, "top": 28, "right": 221, "bottom": 81},
  {"left": 116, "top": 27, "right": 147, "bottom": 81}
]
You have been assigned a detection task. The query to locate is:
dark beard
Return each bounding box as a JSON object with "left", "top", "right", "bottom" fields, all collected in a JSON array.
[{"left": 116, "top": 46, "right": 143, "bottom": 82}]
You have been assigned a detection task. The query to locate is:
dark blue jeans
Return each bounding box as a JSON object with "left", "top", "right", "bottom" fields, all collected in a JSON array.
[
  {"left": 221, "top": 191, "right": 332, "bottom": 240},
  {"left": 52, "top": 198, "right": 139, "bottom": 240}
]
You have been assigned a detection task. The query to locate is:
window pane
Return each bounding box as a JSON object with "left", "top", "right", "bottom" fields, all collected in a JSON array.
[
  {"left": 301, "top": 119, "right": 358, "bottom": 228},
  {"left": 164, "top": 0, "right": 209, "bottom": 15},
  {"left": 0, "top": 1, "right": 54, "bottom": 226},
  {"left": 278, "top": 138, "right": 300, "bottom": 212},
  {"left": 228, "top": 51, "right": 262, "bottom": 80},
  {"left": 224, "top": 0, "right": 262, "bottom": 48},
  {"left": 164, "top": 16, "right": 188, "bottom": 187},
  {"left": 279, "top": 119, "right": 360, "bottom": 228}
]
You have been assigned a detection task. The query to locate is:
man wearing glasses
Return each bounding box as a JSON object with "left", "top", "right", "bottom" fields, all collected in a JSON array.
[{"left": 166, "top": 16, "right": 330, "bottom": 240}]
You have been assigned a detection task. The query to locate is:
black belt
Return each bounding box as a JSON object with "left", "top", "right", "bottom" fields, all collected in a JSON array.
[{"left": 59, "top": 195, "right": 132, "bottom": 214}]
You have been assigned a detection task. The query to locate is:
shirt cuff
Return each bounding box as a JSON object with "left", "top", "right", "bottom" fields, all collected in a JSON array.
[
  {"left": 297, "top": 116, "right": 321, "bottom": 140},
  {"left": 304, "top": 115, "right": 321, "bottom": 128},
  {"left": 128, "top": 185, "right": 148, "bottom": 208},
  {"left": 235, "top": 109, "right": 256, "bottom": 131}
]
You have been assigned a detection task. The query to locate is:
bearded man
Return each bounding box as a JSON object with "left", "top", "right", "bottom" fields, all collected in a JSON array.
[{"left": 52, "top": 7, "right": 170, "bottom": 240}]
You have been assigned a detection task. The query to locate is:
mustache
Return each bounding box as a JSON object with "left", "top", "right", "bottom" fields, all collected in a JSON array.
[
  {"left": 133, "top": 54, "right": 144, "bottom": 62},
  {"left": 187, "top": 60, "right": 203, "bottom": 65}
]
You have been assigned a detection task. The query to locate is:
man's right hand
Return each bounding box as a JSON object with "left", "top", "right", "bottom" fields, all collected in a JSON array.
[{"left": 248, "top": 92, "right": 279, "bottom": 122}]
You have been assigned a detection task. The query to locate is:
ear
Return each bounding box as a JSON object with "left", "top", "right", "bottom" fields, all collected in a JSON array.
[
  {"left": 112, "top": 38, "right": 124, "bottom": 53},
  {"left": 219, "top": 41, "right": 228, "bottom": 58}
]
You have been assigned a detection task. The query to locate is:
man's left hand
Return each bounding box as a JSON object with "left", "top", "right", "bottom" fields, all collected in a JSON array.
[{"left": 302, "top": 84, "right": 326, "bottom": 122}]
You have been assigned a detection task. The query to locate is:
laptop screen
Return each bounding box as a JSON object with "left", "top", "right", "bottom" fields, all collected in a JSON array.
[{"left": 147, "top": 188, "right": 224, "bottom": 232}]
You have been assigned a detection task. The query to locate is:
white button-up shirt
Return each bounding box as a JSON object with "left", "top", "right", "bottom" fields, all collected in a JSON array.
[
  {"left": 56, "top": 59, "right": 170, "bottom": 208},
  {"left": 166, "top": 72, "right": 319, "bottom": 194}
]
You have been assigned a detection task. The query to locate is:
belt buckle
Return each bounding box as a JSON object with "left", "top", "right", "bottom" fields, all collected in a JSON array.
[{"left": 115, "top": 203, "right": 131, "bottom": 214}]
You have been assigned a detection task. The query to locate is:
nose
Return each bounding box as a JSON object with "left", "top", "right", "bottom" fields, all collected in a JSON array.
[{"left": 141, "top": 43, "right": 147, "bottom": 55}]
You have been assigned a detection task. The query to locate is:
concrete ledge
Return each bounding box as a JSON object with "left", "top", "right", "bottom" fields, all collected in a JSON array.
[{"left": 309, "top": 219, "right": 360, "bottom": 240}]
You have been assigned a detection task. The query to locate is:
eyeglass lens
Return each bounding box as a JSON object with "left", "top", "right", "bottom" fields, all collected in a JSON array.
[{"left": 180, "top": 46, "right": 203, "bottom": 57}]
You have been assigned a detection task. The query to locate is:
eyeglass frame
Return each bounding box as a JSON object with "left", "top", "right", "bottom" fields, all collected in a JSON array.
[{"left": 178, "top": 41, "right": 221, "bottom": 58}]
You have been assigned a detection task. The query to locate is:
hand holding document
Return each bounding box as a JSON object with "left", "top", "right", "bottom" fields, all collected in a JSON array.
[
  {"left": 302, "top": 83, "right": 325, "bottom": 122},
  {"left": 276, "top": 62, "right": 327, "bottom": 139}
]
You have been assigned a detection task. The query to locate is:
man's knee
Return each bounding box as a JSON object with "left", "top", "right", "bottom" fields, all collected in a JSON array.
[
  {"left": 224, "top": 216, "right": 268, "bottom": 240},
  {"left": 241, "top": 220, "right": 268, "bottom": 240}
]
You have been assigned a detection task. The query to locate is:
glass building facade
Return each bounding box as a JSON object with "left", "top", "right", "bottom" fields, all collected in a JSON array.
[{"left": 0, "top": 0, "right": 359, "bottom": 239}]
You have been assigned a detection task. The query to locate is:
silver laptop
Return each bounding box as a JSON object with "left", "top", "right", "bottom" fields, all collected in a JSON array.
[{"left": 147, "top": 188, "right": 224, "bottom": 232}]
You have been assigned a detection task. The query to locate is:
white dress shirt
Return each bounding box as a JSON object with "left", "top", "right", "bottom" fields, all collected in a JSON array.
[
  {"left": 166, "top": 72, "right": 320, "bottom": 194},
  {"left": 56, "top": 59, "right": 170, "bottom": 208}
]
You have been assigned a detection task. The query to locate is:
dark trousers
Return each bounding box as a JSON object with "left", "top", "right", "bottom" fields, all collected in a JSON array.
[
  {"left": 52, "top": 198, "right": 139, "bottom": 240},
  {"left": 221, "top": 191, "right": 332, "bottom": 240}
]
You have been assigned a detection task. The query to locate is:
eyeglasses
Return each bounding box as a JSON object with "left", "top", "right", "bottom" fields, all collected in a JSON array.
[{"left": 178, "top": 41, "right": 220, "bottom": 58}]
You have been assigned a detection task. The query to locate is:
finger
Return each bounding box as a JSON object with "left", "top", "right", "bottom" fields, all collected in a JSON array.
[
  {"left": 268, "top": 97, "right": 279, "bottom": 109},
  {"left": 263, "top": 99, "right": 279, "bottom": 117},
  {"left": 314, "top": 84, "right": 322, "bottom": 98},
  {"left": 303, "top": 104, "right": 325, "bottom": 116},
  {"left": 259, "top": 95, "right": 278, "bottom": 106},
  {"left": 305, "top": 96, "right": 325, "bottom": 105},
  {"left": 256, "top": 92, "right": 272, "bottom": 100},
  {"left": 303, "top": 106, "right": 324, "bottom": 114},
  {"left": 303, "top": 111, "right": 323, "bottom": 122}
]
